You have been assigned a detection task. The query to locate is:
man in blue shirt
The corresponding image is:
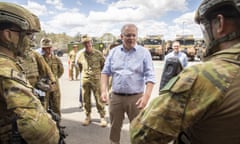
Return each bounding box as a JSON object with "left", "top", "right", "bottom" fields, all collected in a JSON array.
[
  {"left": 101, "top": 23, "right": 155, "bottom": 144},
  {"left": 164, "top": 41, "right": 188, "bottom": 68}
]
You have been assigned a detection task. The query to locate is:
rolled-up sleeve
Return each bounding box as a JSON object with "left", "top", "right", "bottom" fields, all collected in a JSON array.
[{"left": 144, "top": 50, "right": 156, "bottom": 84}]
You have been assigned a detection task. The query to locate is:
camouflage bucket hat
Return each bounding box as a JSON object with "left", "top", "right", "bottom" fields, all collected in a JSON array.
[
  {"left": 81, "top": 35, "right": 92, "bottom": 43},
  {"left": 41, "top": 38, "right": 52, "bottom": 48}
]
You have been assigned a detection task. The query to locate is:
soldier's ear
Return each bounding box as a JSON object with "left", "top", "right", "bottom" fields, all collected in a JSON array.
[
  {"left": 2, "top": 29, "right": 12, "bottom": 41},
  {"left": 216, "top": 14, "right": 224, "bottom": 33}
]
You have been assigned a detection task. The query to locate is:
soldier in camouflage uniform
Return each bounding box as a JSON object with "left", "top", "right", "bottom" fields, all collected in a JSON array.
[
  {"left": 18, "top": 45, "right": 56, "bottom": 108},
  {"left": 68, "top": 44, "right": 79, "bottom": 80},
  {"left": 77, "top": 35, "right": 107, "bottom": 127},
  {"left": 41, "top": 38, "right": 64, "bottom": 117},
  {"left": 130, "top": 0, "right": 240, "bottom": 144},
  {"left": 0, "top": 2, "right": 59, "bottom": 143}
]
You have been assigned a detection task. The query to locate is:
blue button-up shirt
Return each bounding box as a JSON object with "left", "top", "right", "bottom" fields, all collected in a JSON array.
[
  {"left": 101, "top": 44, "right": 155, "bottom": 94},
  {"left": 164, "top": 51, "right": 188, "bottom": 68}
]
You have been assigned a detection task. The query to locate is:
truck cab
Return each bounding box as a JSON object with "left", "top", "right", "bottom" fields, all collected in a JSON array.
[
  {"left": 175, "top": 35, "right": 196, "bottom": 61},
  {"left": 143, "top": 35, "right": 165, "bottom": 60}
]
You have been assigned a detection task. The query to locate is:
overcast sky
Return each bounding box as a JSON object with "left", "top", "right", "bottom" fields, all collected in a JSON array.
[{"left": 2, "top": 0, "right": 203, "bottom": 40}]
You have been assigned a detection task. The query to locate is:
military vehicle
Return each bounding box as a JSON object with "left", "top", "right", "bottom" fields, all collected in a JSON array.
[
  {"left": 175, "top": 34, "right": 196, "bottom": 61},
  {"left": 143, "top": 35, "right": 165, "bottom": 60},
  {"left": 195, "top": 39, "right": 206, "bottom": 61},
  {"left": 53, "top": 48, "right": 67, "bottom": 57}
]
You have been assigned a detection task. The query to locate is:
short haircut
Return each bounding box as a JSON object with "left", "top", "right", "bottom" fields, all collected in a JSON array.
[
  {"left": 172, "top": 41, "right": 180, "bottom": 45},
  {"left": 121, "top": 23, "right": 138, "bottom": 34}
]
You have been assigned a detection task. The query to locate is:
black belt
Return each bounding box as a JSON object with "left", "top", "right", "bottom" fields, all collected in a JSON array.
[{"left": 113, "top": 92, "right": 141, "bottom": 96}]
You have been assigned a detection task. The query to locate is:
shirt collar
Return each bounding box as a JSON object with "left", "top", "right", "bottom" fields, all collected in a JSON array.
[{"left": 120, "top": 44, "right": 137, "bottom": 52}]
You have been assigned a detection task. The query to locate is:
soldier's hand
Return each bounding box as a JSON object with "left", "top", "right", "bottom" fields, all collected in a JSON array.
[{"left": 50, "top": 82, "right": 57, "bottom": 92}]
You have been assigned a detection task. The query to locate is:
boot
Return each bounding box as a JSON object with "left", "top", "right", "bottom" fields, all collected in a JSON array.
[
  {"left": 82, "top": 115, "right": 91, "bottom": 126},
  {"left": 100, "top": 117, "right": 107, "bottom": 127}
]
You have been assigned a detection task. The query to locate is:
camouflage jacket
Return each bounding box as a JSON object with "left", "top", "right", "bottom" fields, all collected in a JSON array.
[
  {"left": 19, "top": 49, "right": 56, "bottom": 87},
  {"left": 77, "top": 49, "right": 105, "bottom": 80},
  {"left": 130, "top": 43, "right": 240, "bottom": 144},
  {"left": 43, "top": 55, "right": 64, "bottom": 80},
  {"left": 0, "top": 53, "right": 59, "bottom": 144},
  {"left": 68, "top": 49, "right": 77, "bottom": 63}
]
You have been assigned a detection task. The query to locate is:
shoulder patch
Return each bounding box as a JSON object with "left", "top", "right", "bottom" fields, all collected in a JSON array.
[
  {"left": 160, "top": 69, "right": 198, "bottom": 93},
  {"left": 11, "top": 69, "right": 28, "bottom": 84},
  {"left": 160, "top": 76, "right": 179, "bottom": 91},
  {"left": 171, "top": 72, "right": 198, "bottom": 93},
  {"left": 0, "top": 67, "right": 28, "bottom": 85}
]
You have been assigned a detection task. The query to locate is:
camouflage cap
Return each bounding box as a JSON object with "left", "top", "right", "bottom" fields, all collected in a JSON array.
[
  {"left": 41, "top": 38, "right": 52, "bottom": 48},
  {"left": 81, "top": 35, "right": 92, "bottom": 43}
]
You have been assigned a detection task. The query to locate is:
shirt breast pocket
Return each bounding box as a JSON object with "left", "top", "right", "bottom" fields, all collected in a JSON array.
[{"left": 51, "top": 63, "right": 58, "bottom": 75}]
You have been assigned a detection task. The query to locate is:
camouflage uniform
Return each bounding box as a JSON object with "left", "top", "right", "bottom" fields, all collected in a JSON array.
[
  {"left": 69, "top": 48, "right": 79, "bottom": 80},
  {"left": 43, "top": 54, "right": 64, "bottom": 117},
  {"left": 77, "top": 49, "right": 106, "bottom": 118},
  {"left": 0, "top": 53, "right": 60, "bottom": 144},
  {"left": 19, "top": 49, "right": 56, "bottom": 108},
  {"left": 130, "top": 44, "right": 240, "bottom": 144},
  {"left": 0, "top": 2, "right": 60, "bottom": 143}
]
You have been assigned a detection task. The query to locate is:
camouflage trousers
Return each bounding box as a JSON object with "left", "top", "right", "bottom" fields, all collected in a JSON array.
[
  {"left": 82, "top": 79, "right": 106, "bottom": 117},
  {"left": 70, "top": 62, "right": 79, "bottom": 80},
  {"left": 45, "top": 87, "right": 61, "bottom": 117}
]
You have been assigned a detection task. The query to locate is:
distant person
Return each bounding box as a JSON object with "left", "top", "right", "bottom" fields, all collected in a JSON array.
[
  {"left": 41, "top": 38, "right": 64, "bottom": 117},
  {"left": 131, "top": 0, "right": 240, "bottom": 144},
  {"left": 35, "top": 47, "right": 45, "bottom": 55},
  {"left": 159, "top": 41, "right": 187, "bottom": 90},
  {"left": 165, "top": 41, "right": 188, "bottom": 68},
  {"left": 68, "top": 44, "right": 79, "bottom": 80},
  {"left": 103, "top": 41, "right": 121, "bottom": 58},
  {"left": 77, "top": 34, "right": 107, "bottom": 127},
  {"left": 165, "top": 41, "right": 173, "bottom": 55},
  {"left": 101, "top": 23, "right": 155, "bottom": 144}
]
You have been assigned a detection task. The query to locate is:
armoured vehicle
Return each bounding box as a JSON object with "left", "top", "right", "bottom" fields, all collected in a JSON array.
[
  {"left": 143, "top": 35, "right": 165, "bottom": 60},
  {"left": 175, "top": 34, "right": 196, "bottom": 61}
]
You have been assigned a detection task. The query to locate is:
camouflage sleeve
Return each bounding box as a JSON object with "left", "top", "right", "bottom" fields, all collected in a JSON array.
[
  {"left": 130, "top": 67, "right": 199, "bottom": 143},
  {"left": 100, "top": 53, "right": 105, "bottom": 70},
  {"left": 77, "top": 53, "right": 83, "bottom": 72},
  {"left": 34, "top": 51, "right": 56, "bottom": 82},
  {"left": 56, "top": 57, "right": 64, "bottom": 78},
  {"left": 1, "top": 78, "right": 59, "bottom": 144},
  {"left": 131, "top": 112, "right": 175, "bottom": 144},
  {"left": 130, "top": 93, "right": 179, "bottom": 144},
  {"left": 94, "top": 49, "right": 105, "bottom": 70},
  {"left": 131, "top": 62, "right": 229, "bottom": 143}
]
